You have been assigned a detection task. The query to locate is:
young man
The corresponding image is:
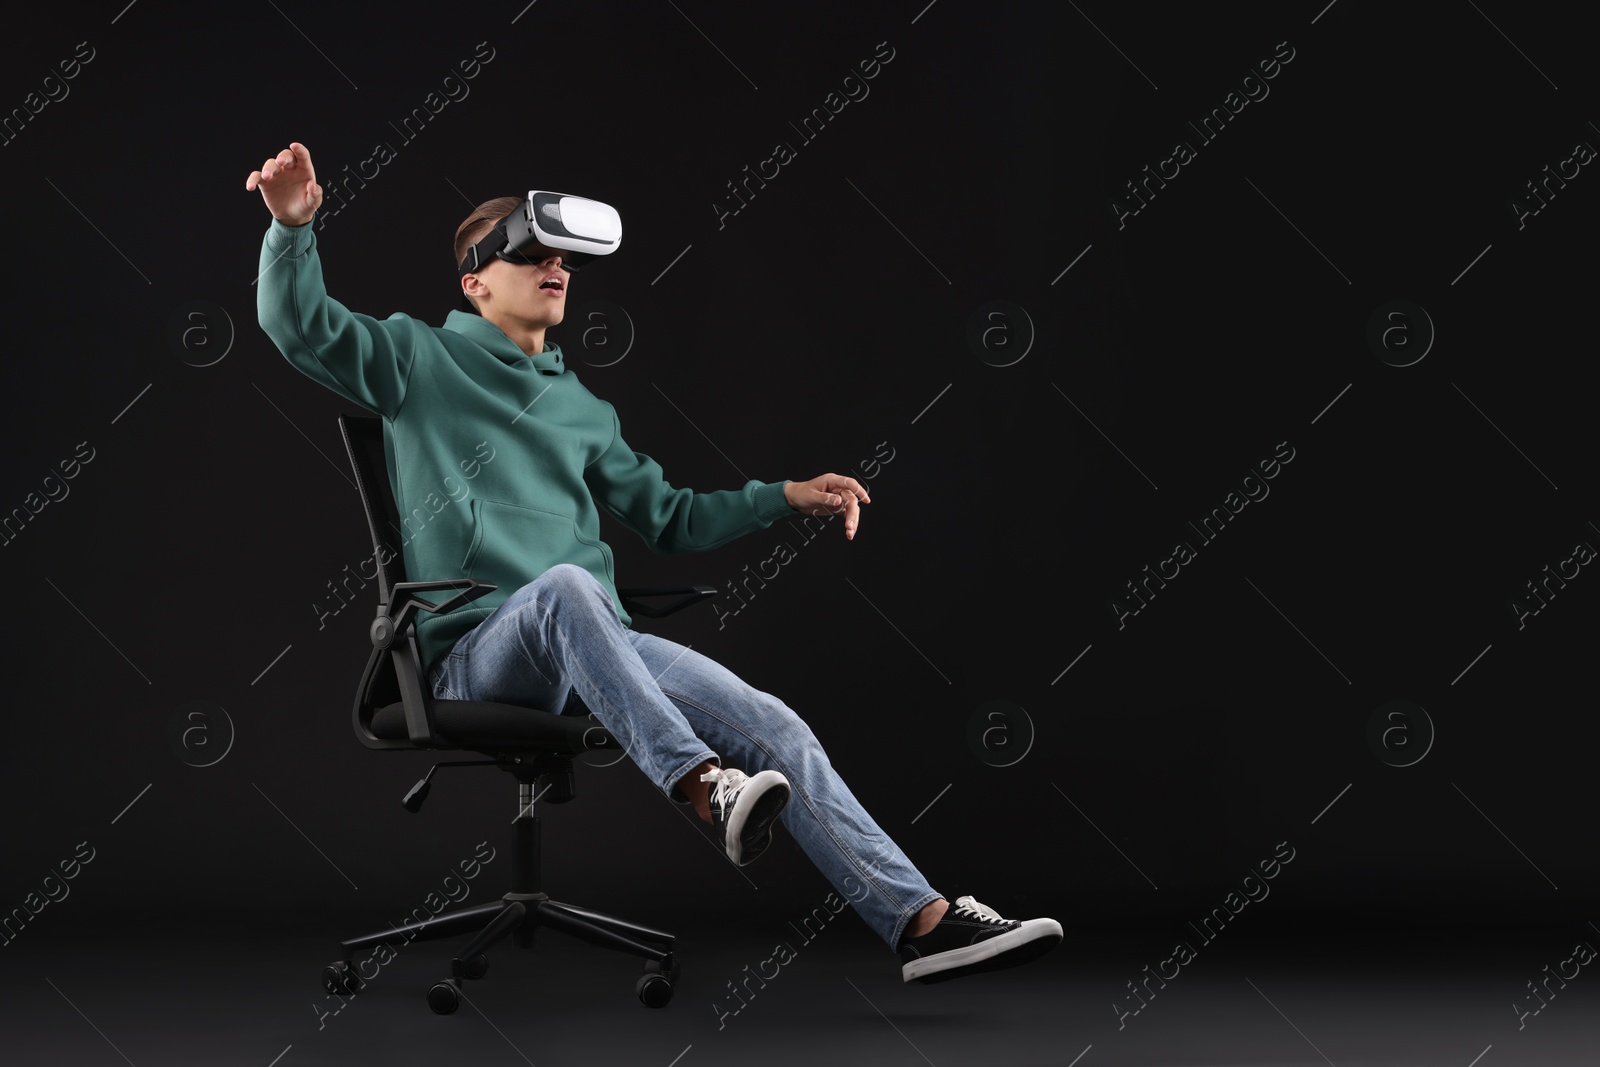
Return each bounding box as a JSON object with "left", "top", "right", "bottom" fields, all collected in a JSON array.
[{"left": 247, "top": 141, "right": 1062, "bottom": 983}]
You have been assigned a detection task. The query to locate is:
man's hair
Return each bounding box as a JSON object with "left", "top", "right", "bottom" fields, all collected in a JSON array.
[{"left": 454, "top": 196, "right": 523, "bottom": 314}]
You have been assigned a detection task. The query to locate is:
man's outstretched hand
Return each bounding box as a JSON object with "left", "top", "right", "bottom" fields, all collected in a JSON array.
[
  {"left": 245, "top": 141, "right": 323, "bottom": 227},
  {"left": 784, "top": 475, "right": 871, "bottom": 540}
]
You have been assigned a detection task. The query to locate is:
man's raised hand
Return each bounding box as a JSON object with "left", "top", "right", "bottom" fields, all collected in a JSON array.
[
  {"left": 783, "top": 475, "right": 871, "bottom": 540},
  {"left": 245, "top": 142, "right": 323, "bottom": 227}
]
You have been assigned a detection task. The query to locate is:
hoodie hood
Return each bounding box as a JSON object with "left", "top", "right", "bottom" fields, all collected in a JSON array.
[{"left": 442, "top": 309, "right": 566, "bottom": 375}]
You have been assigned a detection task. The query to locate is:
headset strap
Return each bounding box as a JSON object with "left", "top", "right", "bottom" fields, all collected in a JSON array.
[
  {"left": 457, "top": 220, "right": 510, "bottom": 279},
  {"left": 457, "top": 219, "right": 592, "bottom": 279}
]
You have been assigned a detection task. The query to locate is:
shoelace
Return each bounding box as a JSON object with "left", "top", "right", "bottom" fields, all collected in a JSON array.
[
  {"left": 952, "top": 895, "right": 1011, "bottom": 925},
  {"left": 701, "top": 767, "right": 749, "bottom": 811}
]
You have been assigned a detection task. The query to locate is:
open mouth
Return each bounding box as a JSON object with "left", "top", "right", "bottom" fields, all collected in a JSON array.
[{"left": 539, "top": 276, "right": 565, "bottom": 294}]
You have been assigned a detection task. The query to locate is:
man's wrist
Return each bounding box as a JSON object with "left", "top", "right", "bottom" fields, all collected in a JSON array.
[{"left": 754, "top": 480, "right": 795, "bottom": 523}]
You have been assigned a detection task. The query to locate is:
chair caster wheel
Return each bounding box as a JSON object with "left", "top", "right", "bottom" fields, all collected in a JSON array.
[
  {"left": 462, "top": 954, "right": 489, "bottom": 980},
  {"left": 428, "top": 977, "right": 462, "bottom": 1014},
  {"left": 322, "top": 961, "right": 363, "bottom": 996},
  {"left": 636, "top": 972, "right": 674, "bottom": 1008}
]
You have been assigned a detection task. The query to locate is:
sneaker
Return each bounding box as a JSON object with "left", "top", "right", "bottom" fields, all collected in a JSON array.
[
  {"left": 898, "top": 895, "right": 1063, "bottom": 984},
  {"left": 702, "top": 767, "right": 790, "bottom": 866}
]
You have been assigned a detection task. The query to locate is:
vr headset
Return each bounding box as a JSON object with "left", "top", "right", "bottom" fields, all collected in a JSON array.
[{"left": 457, "top": 191, "right": 622, "bottom": 310}]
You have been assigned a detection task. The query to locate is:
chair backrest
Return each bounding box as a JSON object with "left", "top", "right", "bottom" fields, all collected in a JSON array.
[
  {"left": 337, "top": 413, "right": 424, "bottom": 748},
  {"left": 337, "top": 414, "right": 408, "bottom": 608}
]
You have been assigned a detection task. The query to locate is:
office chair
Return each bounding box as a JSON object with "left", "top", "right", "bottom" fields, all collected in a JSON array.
[{"left": 322, "top": 413, "right": 717, "bottom": 1015}]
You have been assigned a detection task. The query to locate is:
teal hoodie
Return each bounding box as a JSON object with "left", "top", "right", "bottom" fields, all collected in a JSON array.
[{"left": 256, "top": 214, "right": 794, "bottom": 676}]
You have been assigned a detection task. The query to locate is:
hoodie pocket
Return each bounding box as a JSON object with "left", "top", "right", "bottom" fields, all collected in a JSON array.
[{"left": 460, "top": 498, "right": 612, "bottom": 586}]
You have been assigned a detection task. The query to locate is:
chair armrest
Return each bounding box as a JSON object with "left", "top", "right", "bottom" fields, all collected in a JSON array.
[
  {"left": 373, "top": 579, "right": 498, "bottom": 651},
  {"left": 373, "top": 580, "right": 496, "bottom": 750},
  {"left": 619, "top": 585, "right": 718, "bottom": 619}
]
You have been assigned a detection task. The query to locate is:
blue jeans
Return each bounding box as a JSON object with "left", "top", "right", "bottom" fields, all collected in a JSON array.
[{"left": 427, "top": 564, "right": 941, "bottom": 950}]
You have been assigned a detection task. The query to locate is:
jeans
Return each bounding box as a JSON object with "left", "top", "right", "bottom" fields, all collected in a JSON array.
[{"left": 427, "top": 564, "right": 941, "bottom": 950}]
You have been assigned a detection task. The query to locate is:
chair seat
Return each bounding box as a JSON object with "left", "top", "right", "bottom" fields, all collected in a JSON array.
[{"left": 370, "top": 698, "right": 609, "bottom": 753}]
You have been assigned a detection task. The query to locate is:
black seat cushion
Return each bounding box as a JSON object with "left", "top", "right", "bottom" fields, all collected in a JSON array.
[{"left": 370, "top": 698, "right": 613, "bottom": 754}]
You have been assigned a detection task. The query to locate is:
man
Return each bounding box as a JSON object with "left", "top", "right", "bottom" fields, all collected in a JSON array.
[{"left": 247, "top": 141, "right": 1061, "bottom": 984}]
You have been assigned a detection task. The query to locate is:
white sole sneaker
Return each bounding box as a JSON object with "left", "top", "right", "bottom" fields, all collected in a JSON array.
[
  {"left": 705, "top": 767, "right": 790, "bottom": 866},
  {"left": 899, "top": 896, "right": 1063, "bottom": 984}
]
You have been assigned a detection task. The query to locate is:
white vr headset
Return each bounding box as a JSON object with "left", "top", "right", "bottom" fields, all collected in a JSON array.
[{"left": 457, "top": 191, "right": 622, "bottom": 282}]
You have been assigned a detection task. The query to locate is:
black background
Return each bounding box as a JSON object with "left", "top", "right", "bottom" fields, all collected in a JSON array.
[{"left": 2, "top": 0, "right": 1595, "bottom": 1061}]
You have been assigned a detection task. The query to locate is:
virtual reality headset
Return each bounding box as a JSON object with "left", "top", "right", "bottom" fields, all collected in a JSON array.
[{"left": 457, "top": 191, "right": 623, "bottom": 281}]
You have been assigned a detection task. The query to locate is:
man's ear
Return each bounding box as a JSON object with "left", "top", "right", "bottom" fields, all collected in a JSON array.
[
  {"left": 459, "top": 275, "right": 481, "bottom": 315},
  {"left": 460, "top": 267, "right": 491, "bottom": 315}
]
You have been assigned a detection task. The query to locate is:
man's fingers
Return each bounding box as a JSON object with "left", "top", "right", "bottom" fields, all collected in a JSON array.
[
  {"left": 798, "top": 479, "right": 869, "bottom": 527},
  {"left": 838, "top": 476, "right": 876, "bottom": 508},
  {"left": 261, "top": 147, "right": 301, "bottom": 181},
  {"left": 248, "top": 144, "right": 313, "bottom": 191},
  {"left": 802, "top": 491, "right": 841, "bottom": 517},
  {"left": 802, "top": 485, "right": 861, "bottom": 537},
  {"left": 827, "top": 474, "right": 870, "bottom": 504},
  {"left": 249, "top": 159, "right": 278, "bottom": 188}
]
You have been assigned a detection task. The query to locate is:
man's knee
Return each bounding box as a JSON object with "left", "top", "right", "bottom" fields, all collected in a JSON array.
[
  {"left": 532, "top": 563, "right": 607, "bottom": 604},
  {"left": 506, "top": 564, "right": 614, "bottom": 632}
]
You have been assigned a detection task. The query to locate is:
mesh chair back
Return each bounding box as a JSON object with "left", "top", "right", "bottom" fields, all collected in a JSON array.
[{"left": 337, "top": 414, "right": 408, "bottom": 607}]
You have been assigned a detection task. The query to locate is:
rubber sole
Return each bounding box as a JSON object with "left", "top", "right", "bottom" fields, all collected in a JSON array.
[
  {"left": 725, "top": 774, "right": 791, "bottom": 866},
  {"left": 902, "top": 918, "right": 1064, "bottom": 984}
]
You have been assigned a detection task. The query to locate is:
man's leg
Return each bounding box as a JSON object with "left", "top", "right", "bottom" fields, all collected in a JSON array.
[
  {"left": 427, "top": 564, "right": 718, "bottom": 804},
  {"left": 428, "top": 564, "right": 790, "bottom": 864},
  {"left": 626, "top": 630, "right": 943, "bottom": 952},
  {"left": 629, "top": 632, "right": 1063, "bottom": 984},
  {"left": 428, "top": 566, "right": 1059, "bottom": 979}
]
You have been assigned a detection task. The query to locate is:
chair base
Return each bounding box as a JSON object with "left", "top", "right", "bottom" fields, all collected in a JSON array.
[
  {"left": 320, "top": 761, "right": 678, "bottom": 1014},
  {"left": 324, "top": 890, "right": 679, "bottom": 1014}
]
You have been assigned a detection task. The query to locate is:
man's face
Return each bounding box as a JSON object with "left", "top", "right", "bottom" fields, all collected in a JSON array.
[{"left": 467, "top": 246, "right": 570, "bottom": 325}]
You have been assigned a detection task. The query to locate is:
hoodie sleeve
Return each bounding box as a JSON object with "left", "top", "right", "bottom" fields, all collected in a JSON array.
[
  {"left": 256, "top": 214, "right": 416, "bottom": 418},
  {"left": 584, "top": 404, "right": 794, "bottom": 553}
]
